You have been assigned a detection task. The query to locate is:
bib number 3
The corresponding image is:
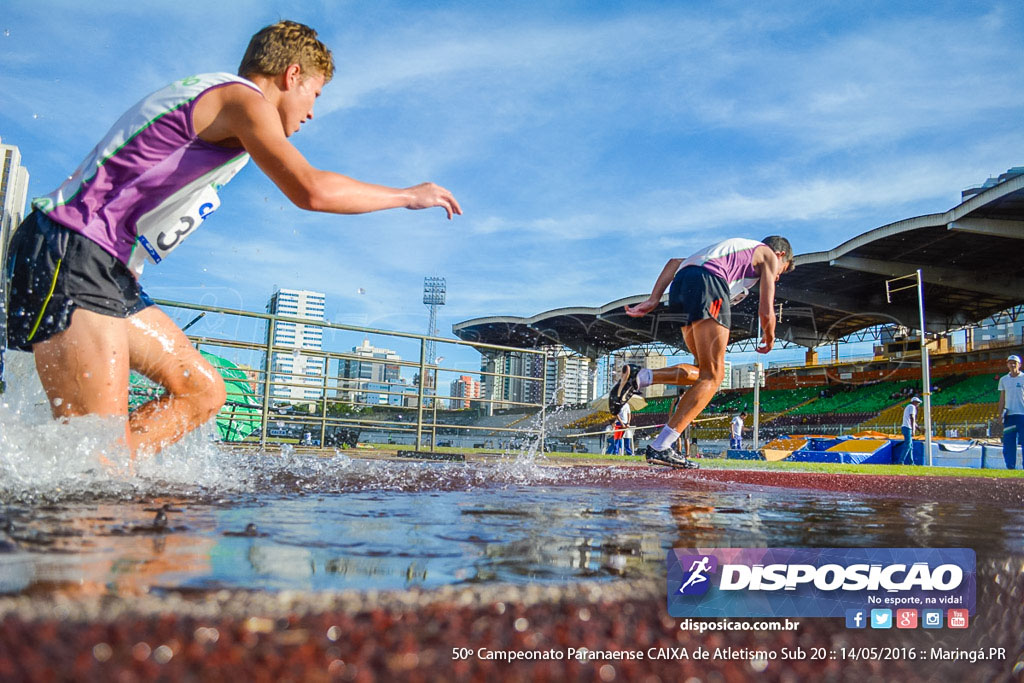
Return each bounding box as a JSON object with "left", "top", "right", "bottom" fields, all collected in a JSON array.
[{"left": 156, "top": 202, "right": 213, "bottom": 251}]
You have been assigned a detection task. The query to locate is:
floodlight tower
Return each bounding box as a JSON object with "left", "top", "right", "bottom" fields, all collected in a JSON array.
[{"left": 423, "top": 277, "right": 446, "bottom": 369}]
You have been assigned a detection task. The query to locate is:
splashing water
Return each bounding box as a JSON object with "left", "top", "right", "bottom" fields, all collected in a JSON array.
[{"left": 0, "top": 352, "right": 615, "bottom": 504}]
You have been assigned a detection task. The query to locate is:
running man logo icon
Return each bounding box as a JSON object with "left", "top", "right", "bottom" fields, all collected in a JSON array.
[{"left": 677, "top": 554, "right": 718, "bottom": 595}]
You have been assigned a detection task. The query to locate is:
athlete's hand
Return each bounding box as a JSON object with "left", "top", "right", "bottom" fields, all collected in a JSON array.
[
  {"left": 757, "top": 331, "right": 775, "bottom": 354},
  {"left": 404, "top": 183, "right": 462, "bottom": 219},
  {"left": 625, "top": 299, "right": 659, "bottom": 317}
]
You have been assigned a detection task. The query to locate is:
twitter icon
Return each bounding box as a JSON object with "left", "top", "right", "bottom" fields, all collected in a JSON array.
[{"left": 870, "top": 609, "right": 892, "bottom": 629}]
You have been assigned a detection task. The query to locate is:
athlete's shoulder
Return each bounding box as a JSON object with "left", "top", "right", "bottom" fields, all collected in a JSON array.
[{"left": 710, "top": 237, "right": 762, "bottom": 250}]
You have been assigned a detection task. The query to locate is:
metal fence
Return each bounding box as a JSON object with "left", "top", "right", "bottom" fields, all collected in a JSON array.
[{"left": 148, "top": 298, "right": 550, "bottom": 453}]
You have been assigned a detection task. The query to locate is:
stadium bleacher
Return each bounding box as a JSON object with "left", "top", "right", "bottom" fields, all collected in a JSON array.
[{"left": 552, "top": 348, "right": 1010, "bottom": 444}]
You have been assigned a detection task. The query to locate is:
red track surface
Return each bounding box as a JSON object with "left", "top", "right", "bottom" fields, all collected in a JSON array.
[
  {"left": 1, "top": 592, "right": 1017, "bottom": 682},
  {"left": 1, "top": 467, "right": 1020, "bottom": 681},
  {"left": 686, "top": 468, "right": 1024, "bottom": 506}
]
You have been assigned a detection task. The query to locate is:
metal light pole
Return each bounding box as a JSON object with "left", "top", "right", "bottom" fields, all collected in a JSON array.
[
  {"left": 423, "top": 277, "right": 446, "bottom": 408},
  {"left": 886, "top": 270, "right": 933, "bottom": 466},
  {"left": 753, "top": 362, "right": 762, "bottom": 449}
]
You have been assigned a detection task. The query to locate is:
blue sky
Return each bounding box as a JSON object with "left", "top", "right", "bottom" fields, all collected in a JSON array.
[{"left": 2, "top": 1, "right": 1023, "bottom": 379}]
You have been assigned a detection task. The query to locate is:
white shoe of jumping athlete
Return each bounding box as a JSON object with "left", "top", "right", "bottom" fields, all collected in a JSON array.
[{"left": 645, "top": 444, "right": 699, "bottom": 469}]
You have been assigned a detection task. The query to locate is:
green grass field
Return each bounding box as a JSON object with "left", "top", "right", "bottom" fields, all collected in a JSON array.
[
  {"left": 497, "top": 449, "right": 1024, "bottom": 478},
  {"left": 232, "top": 441, "right": 1024, "bottom": 479}
]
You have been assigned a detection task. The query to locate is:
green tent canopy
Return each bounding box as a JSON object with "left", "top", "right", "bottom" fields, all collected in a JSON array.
[{"left": 128, "top": 350, "right": 262, "bottom": 442}]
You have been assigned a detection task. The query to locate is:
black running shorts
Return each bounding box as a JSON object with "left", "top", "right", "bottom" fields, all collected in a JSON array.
[
  {"left": 4, "top": 211, "right": 153, "bottom": 351},
  {"left": 667, "top": 265, "right": 731, "bottom": 329}
]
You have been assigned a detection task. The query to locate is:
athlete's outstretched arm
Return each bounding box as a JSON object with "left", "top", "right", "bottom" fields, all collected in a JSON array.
[
  {"left": 625, "top": 258, "right": 683, "bottom": 317},
  {"left": 753, "top": 248, "right": 786, "bottom": 353},
  {"left": 206, "top": 83, "right": 461, "bottom": 219}
]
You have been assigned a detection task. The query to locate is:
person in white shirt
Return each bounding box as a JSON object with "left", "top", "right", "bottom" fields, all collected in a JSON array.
[
  {"left": 898, "top": 397, "right": 921, "bottom": 465},
  {"left": 617, "top": 403, "right": 634, "bottom": 456},
  {"left": 997, "top": 354, "right": 1024, "bottom": 470},
  {"left": 730, "top": 411, "right": 747, "bottom": 450}
]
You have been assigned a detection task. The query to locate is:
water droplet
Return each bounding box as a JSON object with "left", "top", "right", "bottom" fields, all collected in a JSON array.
[
  {"left": 52, "top": 397, "right": 63, "bottom": 407},
  {"left": 356, "top": 288, "right": 365, "bottom": 295},
  {"left": 183, "top": 370, "right": 190, "bottom": 378},
  {"left": 434, "top": 356, "right": 444, "bottom": 364},
  {"left": 3, "top": 30, "right": 10, "bottom": 38},
  {"left": 82, "top": 372, "right": 91, "bottom": 379},
  {"left": 32, "top": 113, "right": 39, "bottom": 119}
]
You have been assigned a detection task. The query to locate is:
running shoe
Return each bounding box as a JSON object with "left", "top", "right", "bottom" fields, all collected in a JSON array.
[
  {"left": 608, "top": 363, "right": 641, "bottom": 415},
  {"left": 645, "top": 444, "right": 699, "bottom": 469}
]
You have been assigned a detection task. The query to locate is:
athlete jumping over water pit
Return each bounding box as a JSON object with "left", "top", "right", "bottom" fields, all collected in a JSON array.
[
  {"left": 4, "top": 21, "right": 461, "bottom": 461},
  {"left": 608, "top": 236, "right": 794, "bottom": 469}
]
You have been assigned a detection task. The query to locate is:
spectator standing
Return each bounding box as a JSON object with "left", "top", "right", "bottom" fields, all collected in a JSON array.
[
  {"left": 898, "top": 397, "right": 921, "bottom": 465},
  {"left": 604, "top": 423, "right": 615, "bottom": 454},
  {"left": 730, "top": 411, "right": 747, "bottom": 450},
  {"left": 618, "top": 402, "right": 634, "bottom": 456},
  {"left": 997, "top": 354, "right": 1024, "bottom": 470}
]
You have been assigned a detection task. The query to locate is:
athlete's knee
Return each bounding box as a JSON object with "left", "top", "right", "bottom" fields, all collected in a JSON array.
[
  {"left": 168, "top": 364, "right": 226, "bottom": 422},
  {"left": 698, "top": 363, "right": 726, "bottom": 385},
  {"left": 197, "top": 374, "right": 227, "bottom": 421}
]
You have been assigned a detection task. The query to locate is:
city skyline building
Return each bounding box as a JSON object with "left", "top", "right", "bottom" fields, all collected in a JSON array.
[
  {"left": 449, "top": 374, "right": 481, "bottom": 410},
  {"left": 609, "top": 350, "right": 669, "bottom": 399},
  {"left": 340, "top": 338, "right": 403, "bottom": 406},
  {"left": 731, "top": 362, "right": 764, "bottom": 389},
  {"left": 969, "top": 315, "right": 1023, "bottom": 350},
  {"left": 0, "top": 137, "right": 29, "bottom": 257},
  {"left": 543, "top": 346, "right": 593, "bottom": 406},
  {"left": 0, "top": 137, "right": 30, "bottom": 383},
  {"left": 479, "top": 350, "right": 544, "bottom": 413},
  {"left": 265, "top": 288, "right": 326, "bottom": 405}
]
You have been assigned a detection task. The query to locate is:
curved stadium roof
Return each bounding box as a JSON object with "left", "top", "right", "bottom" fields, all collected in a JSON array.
[{"left": 454, "top": 171, "right": 1024, "bottom": 358}]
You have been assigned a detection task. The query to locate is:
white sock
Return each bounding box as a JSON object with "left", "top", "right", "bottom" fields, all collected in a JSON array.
[
  {"left": 637, "top": 368, "right": 653, "bottom": 389},
  {"left": 651, "top": 426, "right": 680, "bottom": 451}
]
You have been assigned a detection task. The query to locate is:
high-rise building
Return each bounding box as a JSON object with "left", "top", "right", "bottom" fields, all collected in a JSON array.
[
  {"left": 266, "top": 289, "right": 326, "bottom": 404},
  {"left": 969, "top": 314, "right": 1023, "bottom": 349},
  {"left": 731, "top": 362, "right": 764, "bottom": 389},
  {"left": 0, "top": 137, "right": 29, "bottom": 257},
  {"left": 720, "top": 360, "right": 733, "bottom": 390},
  {"left": 340, "top": 338, "right": 402, "bottom": 406},
  {"left": 609, "top": 350, "right": 669, "bottom": 399},
  {"left": 449, "top": 375, "right": 481, "bottom": 410},
  {"left": 479, "top": 350, "right": 544, "bottom": 412},
  {"left": 543, "top": 346, "right": 593, "bottom": 406},
  {"left": 0, "top": 137, "right": 30, "bottom": 383}
]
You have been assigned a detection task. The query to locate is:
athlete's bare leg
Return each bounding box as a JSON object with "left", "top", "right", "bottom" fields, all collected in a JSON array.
[
  {"left": 125, "top": 307, "right": 226, "bottom": 458},
  {"left": 649, "top": 363, "right": 699, "bottom": 386},
  {"left": 664, "top": 318, "right": 729, "bottom": 432},
  {"left": 32, "top": 306, "right": 225, "bottom": 459},
  {"left": 33, "top": 308, "right": 132, "bottom": 422}
]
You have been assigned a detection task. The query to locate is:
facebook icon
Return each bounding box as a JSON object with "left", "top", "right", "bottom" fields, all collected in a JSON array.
[{"left": 845, "top": 609, "right": 866, "bottom": 629}]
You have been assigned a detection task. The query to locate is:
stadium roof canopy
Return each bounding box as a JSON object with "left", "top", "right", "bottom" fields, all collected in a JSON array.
[{"left": 453, "top": 170, "right": 1024, "bottom": 358}]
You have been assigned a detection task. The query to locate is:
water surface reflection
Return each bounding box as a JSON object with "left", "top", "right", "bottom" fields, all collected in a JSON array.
[{"left": 0, "top": 464, "right": 1020, "bottom": 595}]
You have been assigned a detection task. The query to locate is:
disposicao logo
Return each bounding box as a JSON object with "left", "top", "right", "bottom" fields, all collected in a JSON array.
[
  {"left": 667, "top": 548, "right": 975, "bottom": 619},
  {"left": 676, "top": 555, "right": 718, "bottom": 595}
]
